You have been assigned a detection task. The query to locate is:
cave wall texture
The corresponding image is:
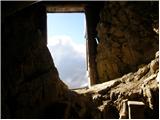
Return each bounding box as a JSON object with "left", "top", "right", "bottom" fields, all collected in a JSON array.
[
  {"left": 96, "top": 1, "right": 159, "bottom": 83},
  {"left": 2, "top": 1, "right": 159, "bottom": 119},
  {"left": 2, "top": 2, "right": 69, "bottom": 118}
]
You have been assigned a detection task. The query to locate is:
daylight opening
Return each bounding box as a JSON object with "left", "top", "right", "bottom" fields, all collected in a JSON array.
[{"left": 47, "top": 13, "right": 88, "bottom": 89}]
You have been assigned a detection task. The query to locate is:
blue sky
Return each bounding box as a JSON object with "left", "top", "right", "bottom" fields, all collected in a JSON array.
[
  {"left": 47, "top": 13, "right": 88, "bottom": 89},
  {"left": 47, "top": 13, "right": 85, "bottom": 44}
]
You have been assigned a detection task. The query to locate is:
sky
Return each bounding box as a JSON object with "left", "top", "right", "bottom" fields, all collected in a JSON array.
[{"left": 47, "top": 13, "right": 88, "bottom": 89}]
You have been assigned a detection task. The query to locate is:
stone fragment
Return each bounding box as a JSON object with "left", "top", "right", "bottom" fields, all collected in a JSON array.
[
  {"left": 137, "top": 65, "right": 149, "bottom": 78},
  {"left": 155, "top": 51, "right": 159, "bottom": 58},
  {"left": 119, "top": 99, "right": 128, "bottom": 119},
  {"left": 150, "top": 59, "right": 159, "bottom": 74},
  {"left": 142, "top": 85, "right": 153, "bottom": 109}
]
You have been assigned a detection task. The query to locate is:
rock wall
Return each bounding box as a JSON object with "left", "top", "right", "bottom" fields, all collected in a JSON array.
[
  {"left": 96, "top": 1, "right": 159, "bottom": 82},
  {"left": 2, "top": 1, "right": 159, "bottom": 119},
  {"left": 1, "top": 2, "right": 100, "bottom": 118},
  {"left": 2, "top": 3, "right": 69, "bottom": 118},
  {"left": 76, "top": 51, "right": 159, "bottom": 119}
]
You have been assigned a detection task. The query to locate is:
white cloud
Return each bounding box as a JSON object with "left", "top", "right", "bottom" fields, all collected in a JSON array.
[{"left": 47, "top": 35, "right": 88, "bottom": 89}]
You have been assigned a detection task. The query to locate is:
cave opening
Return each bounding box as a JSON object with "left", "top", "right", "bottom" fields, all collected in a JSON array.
[{"left": 47, "top": 12, "right": 89, "bottom": 89}]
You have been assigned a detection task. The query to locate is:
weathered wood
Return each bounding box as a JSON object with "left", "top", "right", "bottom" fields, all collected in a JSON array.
[{"left": 85, "top": 5, "right": 99, "bottom": 86}]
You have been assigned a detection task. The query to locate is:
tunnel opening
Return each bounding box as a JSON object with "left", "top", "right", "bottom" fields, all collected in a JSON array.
[{"left": 47, "top": 12, "right": 89, "bottom": 89}]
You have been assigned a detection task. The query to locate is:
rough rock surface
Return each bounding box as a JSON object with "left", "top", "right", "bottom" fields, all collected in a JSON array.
[
  {"left": 2, "top": 1, "right": 159, "bottom": 119},
  {"left": 96, "top": 2, "right": 159, "bottom": 82},
  {"left": 2, "top": 5, "right": 70, "bottom": 118},
  {"left": 75, "top": 51, "right": 159, "bottom": 119}
]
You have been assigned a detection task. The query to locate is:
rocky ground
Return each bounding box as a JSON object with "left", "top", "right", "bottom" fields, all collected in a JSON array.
[
  {"left": 2, "top": 2, "right": 158, "bottom": 118},
  {"left": 74, "top": 51, "right": 159, "bottom": 119}
]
